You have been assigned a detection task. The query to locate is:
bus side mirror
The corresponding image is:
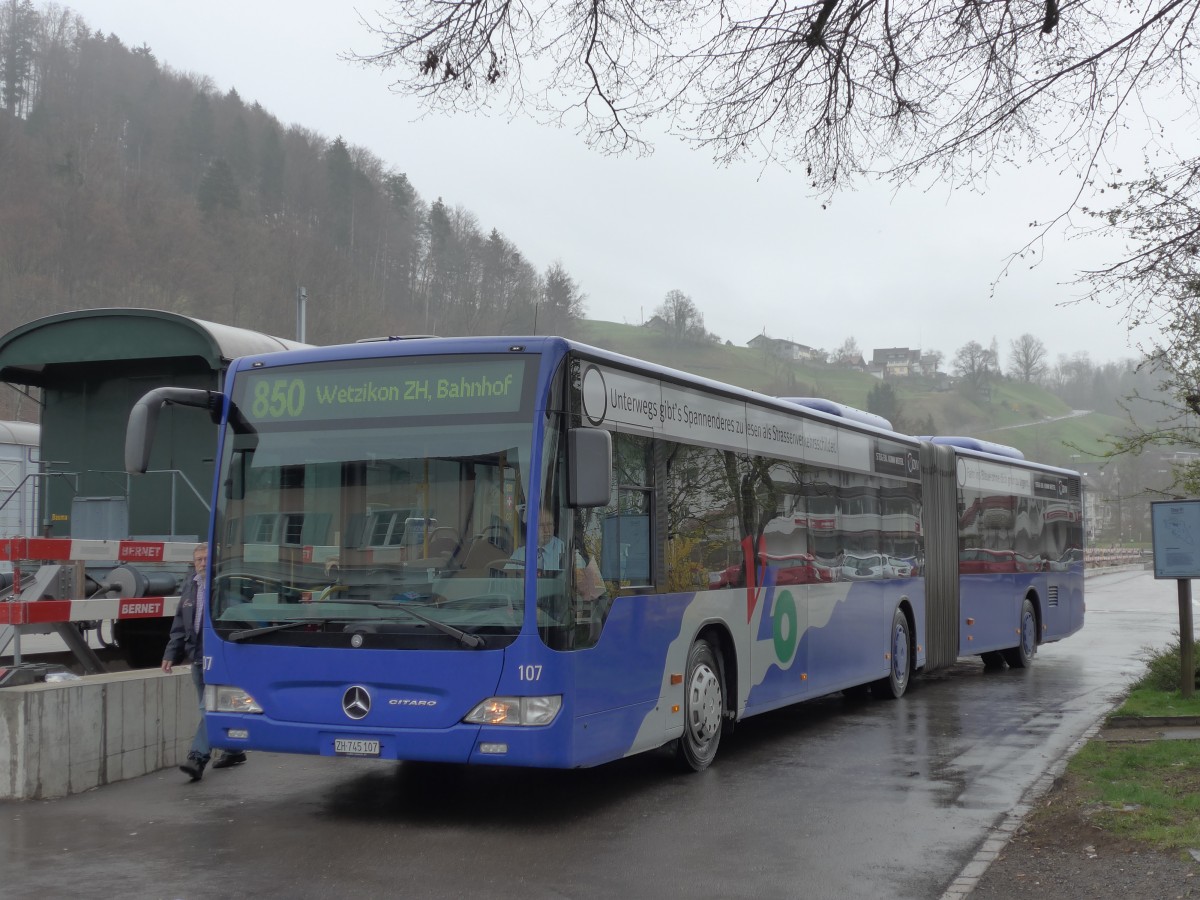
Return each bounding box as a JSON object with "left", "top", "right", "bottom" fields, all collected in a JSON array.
[
  {"left": 568, "top": 427, "right": 612, "bottom": 508},
  {"left": 125, "top": 387, "right": 215, "bottom": 474}
]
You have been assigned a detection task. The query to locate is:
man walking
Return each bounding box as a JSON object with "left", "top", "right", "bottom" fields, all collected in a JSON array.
[{"left": 162, "top": 543, "right": 247, "bottom": 781}]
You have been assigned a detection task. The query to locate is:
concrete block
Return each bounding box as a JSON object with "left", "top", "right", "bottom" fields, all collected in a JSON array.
[
  {"left": 162, "top": 673, "right": 179, "bottom": 763},
  {"left": 140, "top": 678, "right": 162, "bottom": 773},
  {"left": 0, "top": 688, "right": 24, "bottom": 798},
  {"left": 37, "top": 690, "right": 73, "bottom": 799},
  {"left": 0, "top": 668, "right": 200, "bottom": 800},
  {"left": 67, "top": 682, "right": 105, "bottom": 795},
  {"left": 119, "top": 679, "right": 143, "bottom": 763},
  {"left": 104, "top": 680, "right": 123, "bottom": 782}
]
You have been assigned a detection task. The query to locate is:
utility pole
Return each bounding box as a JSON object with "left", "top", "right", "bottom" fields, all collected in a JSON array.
[{"left": 296, "top": 286, "right": 307, "bottom": 342}]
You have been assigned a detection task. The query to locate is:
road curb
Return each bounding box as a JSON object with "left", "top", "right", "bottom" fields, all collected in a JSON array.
[
  {"left": 939, "top": 717, "right": 1105, "bottom": 899},
  {"left": 1106, "top": 714, "right": 1200, "bottom": 728}
]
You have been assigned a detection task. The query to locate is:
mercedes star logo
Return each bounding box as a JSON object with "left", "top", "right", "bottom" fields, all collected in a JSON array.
[{"left": 342, "top": 685, "right": 371, "bottom": 720}]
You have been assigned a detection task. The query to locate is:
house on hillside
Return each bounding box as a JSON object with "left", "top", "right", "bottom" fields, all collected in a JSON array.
[
  {"left": 644, "top": 314, "right": 668, "bottom": 331},
  {"left": 835, "top": 352, "right": 868, "bottom": 371},
  {"left": 747, "top": 333, "right": 823, "bottom": 363},
  {"left": 919, "top": 352, "right": 942, "bottom": 376},
  {"left": 869, "top": 347, "right": 940, "bottom": 378}
]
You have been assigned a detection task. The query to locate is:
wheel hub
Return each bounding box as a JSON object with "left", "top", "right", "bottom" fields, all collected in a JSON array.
[
  {"left": 687, "top": 664, "right": 722, "bottom": 742},
  {"left": 1022, "top": 611, "right": 1037, "bottom": 655},
  {"left": 893, "top": 623, "right": 909, "bottom": 684}
]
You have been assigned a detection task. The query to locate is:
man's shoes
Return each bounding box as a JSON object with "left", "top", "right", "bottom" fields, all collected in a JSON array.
[
  {"left": 211, "top": 750, "right": 247, "bottom": 769},
  {"left": 179, "top": 753, "right": 207, "bottom": 782}
]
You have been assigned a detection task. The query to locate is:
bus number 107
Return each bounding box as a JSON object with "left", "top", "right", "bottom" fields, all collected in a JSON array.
[{"left": 518, "top": 665, "right": 542, "bottom": 681}]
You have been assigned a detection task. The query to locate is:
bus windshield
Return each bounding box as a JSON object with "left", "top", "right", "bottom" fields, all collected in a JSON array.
[{"left": 209, "top": 355, "right": 536, "bottom": 650}]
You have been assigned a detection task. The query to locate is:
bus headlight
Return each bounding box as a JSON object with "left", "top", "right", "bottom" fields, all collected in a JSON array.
[
  {"left": 463, "top": 696, "right": 561, "bottom": 726},
  {"left": 206, "top": 685, "right": 263, "bottom": 714}
]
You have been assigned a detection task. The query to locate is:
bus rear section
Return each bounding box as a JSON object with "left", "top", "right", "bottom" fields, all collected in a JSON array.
[{"left": 919, "top": 438, "right": 1085, "bottom": 671}]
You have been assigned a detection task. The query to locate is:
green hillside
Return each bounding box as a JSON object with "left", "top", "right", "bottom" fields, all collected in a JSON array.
[
  {"left": 979, "top": 412, "right": 1126, "bottom": 465},
  {"left": 577, "top": 320, "right": 882, "bottom": 401},
  {"left": 574, "top": 319, "right": 1114, "bottom": 469}
]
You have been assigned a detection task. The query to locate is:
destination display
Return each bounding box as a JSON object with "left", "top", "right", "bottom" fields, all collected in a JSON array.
[
  {"left": 579, "top": 362, "right": 915, "bottom": 478},
  {"left": 236, "top": 356, "right": 530, "bottom": 423}
]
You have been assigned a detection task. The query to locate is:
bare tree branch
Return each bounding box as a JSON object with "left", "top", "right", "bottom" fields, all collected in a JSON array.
[{"left": 352, "top": 1, "right": 1200, "bottom": 421}]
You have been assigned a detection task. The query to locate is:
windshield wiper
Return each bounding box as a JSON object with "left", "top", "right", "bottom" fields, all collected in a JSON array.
[
  {"left": 224, "top": 601, "right": 486, "bottom": 649},
  {"left": 228, "top": 620, "right": 328, "bottom": 642},
  {"left": 376, "top": 601, "right": 486, "bottom": 649},
  {"left": 335, "top": 598, "right": 487, "bottom": 649}
]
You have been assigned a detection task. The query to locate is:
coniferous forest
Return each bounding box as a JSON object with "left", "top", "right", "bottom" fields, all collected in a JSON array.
[{"left": 0, "top": 2, "right": 587, "bottom": 346}]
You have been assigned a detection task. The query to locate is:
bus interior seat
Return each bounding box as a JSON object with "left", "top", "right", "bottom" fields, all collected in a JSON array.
[
  {"left": 478, "top": 523, "right": 513, "bottom": 554},
  {"left": 426, "top": 527, "right": 460, "bottom": 558}
]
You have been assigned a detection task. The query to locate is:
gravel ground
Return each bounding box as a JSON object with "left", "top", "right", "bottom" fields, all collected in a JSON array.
[
  {"left": 969, "top": 729, "right": 1199, "bottom": 899},
  {"left": 969, "top": 791, "right": 1197, "bottom": 898}
]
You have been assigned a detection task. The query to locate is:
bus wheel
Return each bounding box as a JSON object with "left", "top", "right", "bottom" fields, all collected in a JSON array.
[
  {"left": 1002, "top": 599, "right": 1038, "bottom": 669},
  {"left": 874, "top": 607, "right": 911, "bottom": 700},
  {"left": 676, "top": 639, "right": 723, "bottom": 772}
]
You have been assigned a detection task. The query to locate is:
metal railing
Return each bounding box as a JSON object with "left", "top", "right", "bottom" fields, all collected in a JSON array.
[{"left": 1084, "top": 547, "right": 1147, "bottom": 569}]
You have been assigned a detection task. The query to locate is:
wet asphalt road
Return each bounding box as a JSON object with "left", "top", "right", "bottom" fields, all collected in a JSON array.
[{"left": 0, "top": 569, "right": 1183, "bottom": 900}]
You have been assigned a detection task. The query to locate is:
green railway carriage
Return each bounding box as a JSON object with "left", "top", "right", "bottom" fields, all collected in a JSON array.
[{"left": 0, "top": 308, "right": 305, "bottom": 665}]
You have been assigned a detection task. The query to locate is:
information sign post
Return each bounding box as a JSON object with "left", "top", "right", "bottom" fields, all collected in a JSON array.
[{"left": 1150, "top": 500, "right": 1200, "bottom": 699}]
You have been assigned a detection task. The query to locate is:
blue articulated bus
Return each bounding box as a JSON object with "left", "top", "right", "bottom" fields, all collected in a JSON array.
[{"left": 126, "top": 336, "right": 1084, "bottom": 771}]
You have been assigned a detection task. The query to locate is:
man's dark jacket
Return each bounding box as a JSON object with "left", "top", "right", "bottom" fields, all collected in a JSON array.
[{"left": 163, "top": 566, "right": 202, "bottom": 664}]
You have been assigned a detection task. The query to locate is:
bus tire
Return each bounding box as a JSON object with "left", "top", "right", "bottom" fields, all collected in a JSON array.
[
  {"left": 676, "top": 638, "right": 723, "bottom": 772},
  {"left": 874, "top": 607, "right": 911, "bottom": 700},
  {"left": 1002, "top": 598, "right": 1038, "bottom": 669}
]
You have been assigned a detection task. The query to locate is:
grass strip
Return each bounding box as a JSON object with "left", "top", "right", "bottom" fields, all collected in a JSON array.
[
  {"left": 1065, "top": 739, "right": 1200, "bottom": 850},
  {"left": 1112, "top": 687, "right": 1200, "bottom": 719}
]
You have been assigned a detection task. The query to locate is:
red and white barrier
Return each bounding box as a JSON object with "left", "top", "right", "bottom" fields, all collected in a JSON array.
[
  {"left": 0, "top": 538, "right": 198, "bottom": 564},
  {"left": 0, "top": 595, "right": 181, "bottom": 626},
  {"left": 0, "top": 538, "right": 193, "bottom": 627}
]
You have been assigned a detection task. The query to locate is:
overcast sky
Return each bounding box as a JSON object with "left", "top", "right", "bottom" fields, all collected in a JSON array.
[{"left": 69, "top": 0, "right": 1155, "bottom": 366}]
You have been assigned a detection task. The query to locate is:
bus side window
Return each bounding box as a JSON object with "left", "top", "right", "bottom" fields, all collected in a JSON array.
[
  {"left": 665, "top": 443, "right": 741, "bottom": 592},
  {"left": 583, "top": 432, "right": 653, "bottom": 596}
]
